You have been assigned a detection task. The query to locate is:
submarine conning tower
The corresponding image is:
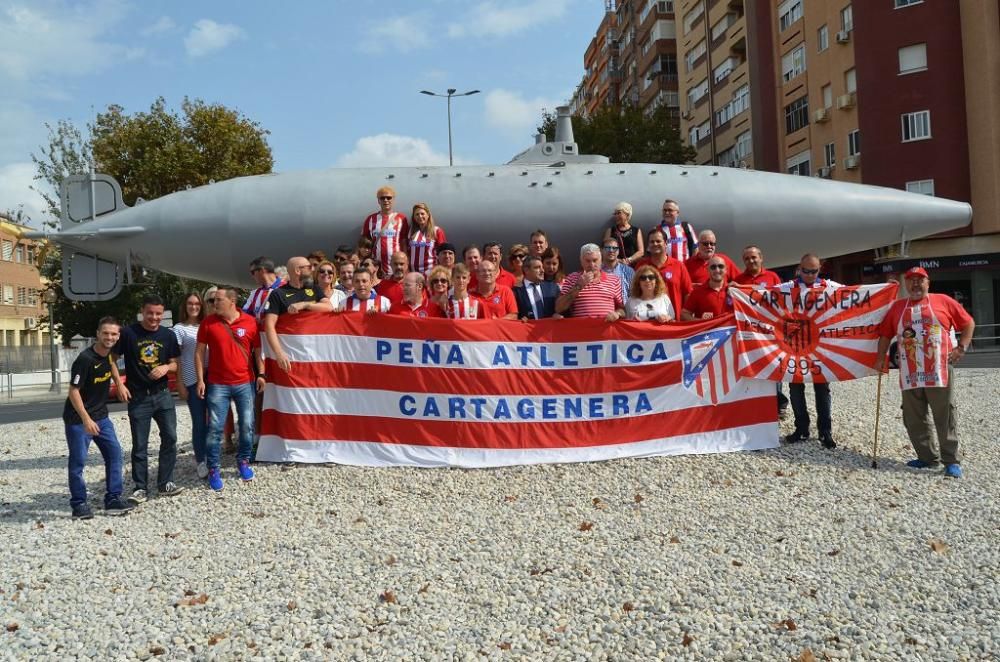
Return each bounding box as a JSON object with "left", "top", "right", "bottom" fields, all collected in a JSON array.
[{"left": 506, "top": 106, "right": 610, "bottom": 167}]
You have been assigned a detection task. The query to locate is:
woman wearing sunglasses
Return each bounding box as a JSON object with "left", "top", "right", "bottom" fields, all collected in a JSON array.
[
  {"left": 625, "top": 266, "right": 674, "bottom": 323},
  {"left": 506, "top": 243, "right": 528, "bottom": 287},
  {"left": 315, "top": 259, "right": 347, "bottom": 309},
  {"left": 426, "top": 265, "right": 452, "bottom": 311}
]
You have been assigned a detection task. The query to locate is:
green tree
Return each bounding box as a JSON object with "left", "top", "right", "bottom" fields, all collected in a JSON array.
[
  {"left": 32, "top": 97, "right": 273, "bottom": 342},
  {"left": 538, "top": 104, "right": 696, "bottom": 165}
]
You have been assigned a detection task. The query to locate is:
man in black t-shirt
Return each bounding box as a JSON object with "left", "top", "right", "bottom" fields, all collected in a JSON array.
[
  {"left": 64, "top": 317, "right": 134, "bottom": 519},
  {"left": 113, "top": 294, "right": 183, "bottom": 504},
  {"left": 263, "top": 256, "right": 330, "bottom": 373}
]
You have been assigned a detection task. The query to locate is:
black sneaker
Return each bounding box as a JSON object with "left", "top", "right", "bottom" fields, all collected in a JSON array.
[
  {"left": 820, "top": 434, "right": 837, "bottom": 449},
  {"left": 159, "top": 482, "right": 186, "bottom": 497},
  {"left": 72, "top": 505, "right": 94, "bottom": 520},
  {"left": 783, "top": 431, "right": 809, "bottom": 444},
  {"left": 104, "top": 497, "right": 135, "bottom": 516},
  {"left": 128, "top": 489, "right": 147, "bottom": 505}
]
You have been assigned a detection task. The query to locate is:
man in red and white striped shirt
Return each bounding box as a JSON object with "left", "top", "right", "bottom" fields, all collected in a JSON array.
[
  {"left": 344, "top": 270, "right": 392, "bottom": 314},
  {"left": 651, "top": 199, "right": 697, "bottom": 261},
  {"left": 243, "top": 256, "right": 284, "bottom": 322},
  {"left": 556, "top": 244, "right": 624, "bottom": 322},
  {"left": 361, "top": 186, "right": 409, "bottom": 278}
]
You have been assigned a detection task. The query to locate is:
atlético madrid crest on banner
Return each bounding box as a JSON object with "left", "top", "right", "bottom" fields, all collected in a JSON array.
[
  {"left": 681, "top": 328, "right": 739, "bottom": 405},
  {"left": 730, "top": 282, "right": 898, "bottom": 384}
]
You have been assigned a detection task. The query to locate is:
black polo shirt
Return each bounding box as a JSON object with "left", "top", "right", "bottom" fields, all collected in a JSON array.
[
  {"left": 63, "top": 346, "right": 114, "bottom": 425},
  {"left": 265, "top": 284, "right": 325, "bottom": 316}
]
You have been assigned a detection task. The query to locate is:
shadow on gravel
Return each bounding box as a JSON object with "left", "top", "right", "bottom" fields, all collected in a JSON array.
[
  {"left": 769, "top": 441, "right": 915, "bottom": 475},
  {"left": 1, "top": 490, "right": 71, "bottom": 525},
  {"left": 0, "top": 454, "right": 70, "bottom": 472}
]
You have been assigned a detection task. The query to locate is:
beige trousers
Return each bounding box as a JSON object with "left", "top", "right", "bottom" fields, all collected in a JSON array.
[{"left": 900, "top": 366, "right": 961, "bottom": 465}]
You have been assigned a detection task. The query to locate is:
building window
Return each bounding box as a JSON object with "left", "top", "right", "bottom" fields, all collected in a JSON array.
[
  {"left": 901, "top": 110, "right": 931, "bottom": 141},
  {"left": 685, "top": 40, "right": 706, "bottom": 71},
  {"left": 2, "top": 285, "right": 12, "bottom": 305},
  {"left": 713, "top": 57, "right": 736, "bottom": 83},
  {"left": 14, "top": 244, "right": 24, "bottom": 263},
  {"left": 711, "top": 13, "right": 736, "bottom": 41},
  {"left": 905, "top": 179, "right": 935, "bottom": 195},
  {"left": 778, "top": 0, "right": 803, "bottom": 32},
  {"left": 817, "top": 25, "right": 829, "bottom": 52},
  {"left": 1, "top": 240, "right": 11, "bottom": 261},
  {"left": 895, "top": 0, "right": 923, "bottom": 7},
  {"left": 683, "top": 3, "right": 705, "bottom": 34},
  {"left": 787, "top": 150, "right": 811, "bottom": 177},
  {"left": 898, "top": 43, "right": 927, "bottom": 74},
  {"left": 16, "top": 287, "right": 27, "bottom": 306},
  {"left": 781, "top": 44, "right": 807, "bottom": 82},
  {"left": 824, "top": 142, "right": 836, "bottom": 167},
  {"left": 822, "top": 84, "right": 833, "bottom": 108},
  {"left": 28, "top": 289, "right": 38, "bottom": 306},
  {"left": 840, "top": 5, "right": 853, "bottom": 32},
  {"left": 784, "top": 96, "right": 809, "bottom": 134},
  {"left": 689, "top": 120, "right": 711, "bottom": 145},
  {"left": 688, "top": 78, "right": 709, "bottom": 107},
  {"left": 27, "top": 246, "right": 35, "bottom": 265},
  {"left": 715, "top": 84, "right": 750, "bottom": 126},
  {"left": 845, "top": 68, "right": 857, "bottom": 94},
  {"left": 848, "top": 129, "right": 861, "bottom": 156}
]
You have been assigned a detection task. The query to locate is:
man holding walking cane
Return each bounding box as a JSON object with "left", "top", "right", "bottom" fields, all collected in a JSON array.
[{"left": 874, "top": 267, "right": 975, "bottom": 478}]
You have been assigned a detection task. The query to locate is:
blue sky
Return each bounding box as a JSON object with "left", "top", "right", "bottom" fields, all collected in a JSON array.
[{"left": 0, "top": 0, "right": 605, "bottom": 225}]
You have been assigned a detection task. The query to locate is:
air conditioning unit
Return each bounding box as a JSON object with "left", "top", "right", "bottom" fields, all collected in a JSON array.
[
  {"left": 844, "top": 155, "right": 861, "bottom": 170},
  {"left": 836, "top": 92, "right": 856, "bottom": 109},
  {"left": 23, "top": 317, "right": 37, "bottom": 329},
  {"left": 814, "top": 108, "right": 830, "bottom": 123},
  {"left": 815, "top": 167, "right": 832, "bottom": 179},
  {"left": 836, "top": 30, "right": 851, "bottom": 44}
]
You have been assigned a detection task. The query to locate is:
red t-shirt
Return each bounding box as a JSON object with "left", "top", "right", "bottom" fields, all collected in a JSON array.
[
  {"left": 685, "top": 253, "right": 740, "bottom": 285},
  {"left": 683, "top": 283, "right": 734, "bottom": 319},
  {"left": 496, "top": 267, "right": 516, "bottom": 289},
  {"left": 375, "top": 279, "right": 405, "bottom": 308},
  {"left": 389, "top": 298, "right": 444, "bottom": 318},
  {"left": 734, "top": 268, "right": 782, "bottom": 287},
  {"left": 196, "top": 311, "right": 260, "bottom": 385},
  {"left": 474, "top": 285, "right": 518, "bottom": 319},
  {"left": 634, "top": 256, "right": 693, "bottom": 317},
  {"left": 559, "top": 271, "right": 624, "bottom": 319},
  {"left": 879, "top": 294, "right": 973, "bottom": 339}
]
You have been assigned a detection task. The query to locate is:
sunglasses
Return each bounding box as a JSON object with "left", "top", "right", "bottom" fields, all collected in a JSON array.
[
  {"left": 602, "top": 246, "right": 619, "bottom": 251},
  {"left": 378, "top": 196, "right": 393, "bottom": 201},
  {"left": 708, "top": 264, "right": 727, "bottom": 271},
  {"left": 206, "top": 298, "right": 216, "bottom": 304},
  {"left": 318, "top": 269, "right": 335, "bottom": 275},
  {"left": 361, "top": 262, "right": 376, "bottom": 268},
  {"left": 700, "top": 241, "right": 716, "bottom": 246},
  {"left": 510, "top": 254, "right": 526, "bottom": 260},
  {"left": 430, "top": 278, "right": 449, "bottom": 284},
  {"left": 800, "top": 268, "right": 820, "bottom": 275},
  {"left": 639, "top": 275, "right": 657, "bottom": 281}
]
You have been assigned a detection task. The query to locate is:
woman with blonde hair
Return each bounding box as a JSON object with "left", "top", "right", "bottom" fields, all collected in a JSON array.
[
  {"left": 625, "top": 265, "right": 674, "bottom": 322},
  {"left": 408, "top": 202, "right": 447, "bottom": 274},
  {"left": 315, "top": 259, "right": 347, "bottom": 309},
  {"left": 426, "top": 265, "right": 452, "bottom": 311},
  {"left": 603, "top": 201, "right": 644, "bottom": 266},
  {"left": 507, "top": 243, "right": 529, "bottom": 287}
]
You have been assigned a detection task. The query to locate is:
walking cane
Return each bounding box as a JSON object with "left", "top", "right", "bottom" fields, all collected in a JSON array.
[{"left": 871, "top": 372, "right": 884, "bottom": 469}]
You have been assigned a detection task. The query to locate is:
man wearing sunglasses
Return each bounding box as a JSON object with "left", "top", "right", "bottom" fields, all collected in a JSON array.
[
  {"left": 361, "top": 186, "right": 409, "bottom": 278},
  {"left": 684, "top": 230, "right": 740, "bottom": 286},
  {"left": 600, "top": 238, "right": 634, "bottom": 303},
  {"left": 783, "top": 254, "right": 841, "bottom": 449},
  {"left": 681, "top": 256, "right": 734, "bottom": 320}
]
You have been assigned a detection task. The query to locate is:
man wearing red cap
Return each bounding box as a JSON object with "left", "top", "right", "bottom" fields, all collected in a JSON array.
[{"left": 875, "top": 267, "right": 975, "bottom": 478}]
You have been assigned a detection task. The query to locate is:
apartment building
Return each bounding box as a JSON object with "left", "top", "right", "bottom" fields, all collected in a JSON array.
[
  {"left": 0, "top": 219, "right": 49, "bottom": 347},
  {"left": 577, "top": 1, "right": 681, "bottom": 119}
]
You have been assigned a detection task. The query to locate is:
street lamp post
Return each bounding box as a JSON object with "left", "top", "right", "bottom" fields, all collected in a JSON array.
[
  {"left": 419, "top": 88, "right": 480, "bottom": 166},
  {"left": 43, "top": 288, "right": 60, "bottom": 393}
]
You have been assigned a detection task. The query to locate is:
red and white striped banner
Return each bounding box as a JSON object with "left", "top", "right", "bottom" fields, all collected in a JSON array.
[
  {"left": 731, "top": 282, "right": 898, "bottom": 383},
  {"left": 257, "top": 313, "right": 779, "bottom": 467}
]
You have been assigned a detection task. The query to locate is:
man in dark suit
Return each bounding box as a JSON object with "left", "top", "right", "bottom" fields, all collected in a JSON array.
[{"left": 514, "top": 256, "right": 562, "bottom": 320}]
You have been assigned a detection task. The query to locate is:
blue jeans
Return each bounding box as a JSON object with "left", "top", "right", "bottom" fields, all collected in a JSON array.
[
  {"left": 66, "top": 418, "right": 123, "bottom": 508},
  {"left": 206, "top": 382, "right": 255, "bottom": 470},
  {"left": 184, "top": 383, "right": 208, "bottom": 463},
  {"left": 127, "top": 388, "right": 178, "bottom": 491}
]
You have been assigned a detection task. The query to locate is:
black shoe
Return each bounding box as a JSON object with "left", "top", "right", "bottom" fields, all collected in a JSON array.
[
  {"left": 104, "top": 497, "right": 135, "bottom": 516},
  {"left": 72, "top": 505, "right": 94, "bottom": 520},
  {"left": 820, "top": 434, "right": 837, "bottom": 449},
  {"left": 783, "top": 431, "right": 809, "bottom": 444}
]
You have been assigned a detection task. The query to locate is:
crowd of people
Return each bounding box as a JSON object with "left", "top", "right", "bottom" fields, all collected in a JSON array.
[{"left": 61, "top": 187, "right": 976, "bottom": 519}]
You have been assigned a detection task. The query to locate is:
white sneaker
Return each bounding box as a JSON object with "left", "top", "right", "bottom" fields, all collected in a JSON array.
[{"left": 197, "top": 461, "right": 209, "bottom": 479}]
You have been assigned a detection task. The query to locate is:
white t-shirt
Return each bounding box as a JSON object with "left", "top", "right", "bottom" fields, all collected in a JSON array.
[{"left": 625, "top": 294, "right": 674, "bottom": 321}]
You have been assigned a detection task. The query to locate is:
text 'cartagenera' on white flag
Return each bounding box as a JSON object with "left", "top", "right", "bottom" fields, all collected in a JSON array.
[{"left": 731, "top": 282, "right": 898, "bottom": 384}]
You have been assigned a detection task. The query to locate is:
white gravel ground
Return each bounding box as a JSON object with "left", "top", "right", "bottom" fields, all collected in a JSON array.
[{"left": 1, "top": 371, "right": 998, "bottom": 661}]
